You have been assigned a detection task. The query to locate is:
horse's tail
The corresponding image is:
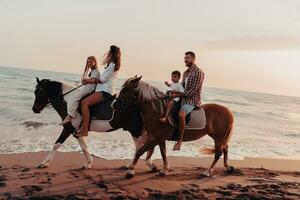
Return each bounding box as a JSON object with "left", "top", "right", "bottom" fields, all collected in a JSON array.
[
  {"left": 200, "top": 124, "right": 234, "bottom": 155},
  {"left": 222, "top": 125, "right": 233, "bottom": 148}
]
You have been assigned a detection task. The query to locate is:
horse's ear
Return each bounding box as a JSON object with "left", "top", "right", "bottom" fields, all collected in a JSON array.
[
  {"left": 36, "top": 77, "right": 40, "bottom": 84},
  {"left": 136, "top": 75, "right": 142, "bottom": 82},
  {"left": 130, "top": 75, "right": 142, "bottom": 84},
  {"left": 127, "top": 75, "right": 142, "bottom": 89}
]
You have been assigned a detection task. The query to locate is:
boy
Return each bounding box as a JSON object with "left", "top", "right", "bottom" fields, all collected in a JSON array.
[{"left": 159, "top": 70, "right": 184, "bottom": 123}]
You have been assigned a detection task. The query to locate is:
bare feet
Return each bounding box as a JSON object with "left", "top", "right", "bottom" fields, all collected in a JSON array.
[
  {"left": 173, "top": 141, "right": 182, "bottom": 151},
  {"left": 60, "top": 115, "right": 71, "bottom": 125},
  {"left": 159, "top": 117, "right": 167, "bottom": 123}
]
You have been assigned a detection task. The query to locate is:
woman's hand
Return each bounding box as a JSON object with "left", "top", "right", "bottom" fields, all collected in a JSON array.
[{"left": 82, "top": 77, "right": 91, "bottom": 85}]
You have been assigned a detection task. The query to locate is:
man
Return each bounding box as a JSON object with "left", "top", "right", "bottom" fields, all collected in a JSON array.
[{"left": 170, "top": 51, "right": 205, "bottom": 151}]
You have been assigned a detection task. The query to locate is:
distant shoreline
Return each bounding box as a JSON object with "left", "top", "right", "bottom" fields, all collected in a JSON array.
[{"left": 1, "top": 65, "right": 300, "bottom": 99}]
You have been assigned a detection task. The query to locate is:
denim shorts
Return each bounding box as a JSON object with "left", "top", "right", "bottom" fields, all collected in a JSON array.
[{"left": 181, "top": 104, "right": 195, "bottom": 114}]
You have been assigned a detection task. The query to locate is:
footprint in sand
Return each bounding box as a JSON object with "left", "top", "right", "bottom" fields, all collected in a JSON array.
[
  {"left": 31, "top": 172, "right": 55, "bottom": 185},
  {"left": 96, "top": 180, "right": 108, "bottom": 190},
  {"left": 21, "top": 167, "right": 30, "bottom": 172},
  {"left": 17, "top": 173, "right": 34, "bottom": 179},
  {"left": 0, "top": 173, "right": 7, "bottom": 188},
  {"left": 21, "top": 185, "right": 43, "bottom": 196},
  {"left": 69, "top": 171, "right": 80, "bottom": 179}
]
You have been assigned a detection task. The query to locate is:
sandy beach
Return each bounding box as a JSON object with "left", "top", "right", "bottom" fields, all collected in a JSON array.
[{"left": 0, "top": 152, "right": 299, "bottom": 199}]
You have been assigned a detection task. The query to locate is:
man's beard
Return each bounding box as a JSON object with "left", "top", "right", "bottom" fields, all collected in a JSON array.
[{"left": 185, "top": 62, "right": 193, "bottom": 67}]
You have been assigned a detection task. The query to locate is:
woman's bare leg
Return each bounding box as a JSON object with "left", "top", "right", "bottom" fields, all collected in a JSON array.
[{"left": 77, "top": 92, "right": 103, "bottom": 136}]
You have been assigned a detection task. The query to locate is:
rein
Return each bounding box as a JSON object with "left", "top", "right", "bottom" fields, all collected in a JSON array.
[
  {"left": 45, "top": 83, "right": 83, "bottom": 107},
  {"left": 62, "top": 84, "right": 83, "bottom": 97}
]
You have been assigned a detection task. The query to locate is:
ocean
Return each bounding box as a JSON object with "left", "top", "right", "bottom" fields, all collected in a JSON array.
[{"left": 0, "top": 66, "right": 299, "bottom": 160}]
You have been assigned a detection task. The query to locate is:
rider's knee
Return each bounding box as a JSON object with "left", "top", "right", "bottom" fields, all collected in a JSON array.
[
  {"left": 178, "top": 111, "right": 186, "bottom": 119},
  {"left": 81, "top": 100, "right": 88, "bottom": 107}
]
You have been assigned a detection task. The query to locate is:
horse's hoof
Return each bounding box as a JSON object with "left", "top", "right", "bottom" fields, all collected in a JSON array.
[
  {"left": 202, "top": 170, "right": 212, "bottom": 177},
  {"left": 83, "top": 163, "right": 92, "bottom": 170},
  {"left": 119, "top": 165, "right": 129, "bottom": 170},
  {"left": 158, "top": 170, "right": 167, "bottom": 177},
  {"left": 37, "top": 163, "right": 48, "bottom": 169},
  {"left": 126, "top": 170, "right": 135, "bottom": 179},
  {"left": 151, "top": 165, "right": 159, "bottom": 172},
  {"left": 226, "top": 166, "right": 235, "bottom": 173}
]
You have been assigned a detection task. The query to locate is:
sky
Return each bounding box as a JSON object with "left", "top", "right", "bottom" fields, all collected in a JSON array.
[{"left": 1, "top": 0, "right": 300, "bottom": 97}]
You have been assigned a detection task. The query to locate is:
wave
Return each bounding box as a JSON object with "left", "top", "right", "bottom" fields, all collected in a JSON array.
[
  {"left": 285, "top": 133, "right": 300, "bottom": 138},
  {"left": 0, "top": 74, "right": 17, "bottom": 79},
  {"left": 210, "top": 99, "right": 250, "bottom": 106},
  {"left": 21, "top": 121, "right": 54, "bottom": 129}
]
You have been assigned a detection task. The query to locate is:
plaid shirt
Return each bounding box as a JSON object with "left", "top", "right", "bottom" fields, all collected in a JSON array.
[{"left": 181, "top": 65, "right": 205, "bottom": 107}]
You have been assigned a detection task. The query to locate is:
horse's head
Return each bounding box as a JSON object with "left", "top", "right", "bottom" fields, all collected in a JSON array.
[
  {"left": 32, "top": 77, "right": 50, "bottom": 113},
  {"left": 113, "top": 75, "right": 142, "bottom": 112}
]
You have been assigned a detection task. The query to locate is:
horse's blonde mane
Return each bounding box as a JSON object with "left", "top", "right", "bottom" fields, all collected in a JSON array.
[
  {"left": 137, "top": 81, "right": 165, "bottom": 102},
  {"left": 136, "top": 81, "right": 167, "bottom": 114}
]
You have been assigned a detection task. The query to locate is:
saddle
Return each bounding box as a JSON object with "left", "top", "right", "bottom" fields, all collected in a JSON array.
[
  {"left": 77, "top": 93, "right": 114, "bottom": 121},
  {"left": 168, "top": 101, "right": 206, "bottom": 140}
]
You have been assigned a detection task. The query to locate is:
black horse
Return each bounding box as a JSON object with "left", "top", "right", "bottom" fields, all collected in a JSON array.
[{"left": 32, "top": 78, "right": 157, "bottom": 170}]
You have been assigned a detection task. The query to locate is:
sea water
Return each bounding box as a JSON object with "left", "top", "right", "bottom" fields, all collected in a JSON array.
[{"left": 0, "top": 66, "right": 299, "bottom": 160}]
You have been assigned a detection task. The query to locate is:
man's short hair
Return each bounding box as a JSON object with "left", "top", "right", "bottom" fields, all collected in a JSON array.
[
  {"left": 172, "top": 70, "right": 181, "bottom": 77},
  {"left": 185, "top": 51, "right": 196, "bottom": 58}
]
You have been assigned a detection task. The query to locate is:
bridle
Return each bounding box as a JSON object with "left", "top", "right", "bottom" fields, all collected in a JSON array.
[{"left": 37, "top": 83, "right": 83, "bottom": 108}]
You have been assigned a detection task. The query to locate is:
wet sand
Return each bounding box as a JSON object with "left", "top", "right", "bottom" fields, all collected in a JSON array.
[{"left": 0, "top": 151, "right": 299, "bottom": 199}]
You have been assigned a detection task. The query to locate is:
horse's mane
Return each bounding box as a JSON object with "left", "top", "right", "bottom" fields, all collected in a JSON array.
[
  {"left": 137, "top": 81, "right": 165, "bottom": 102},
  {"left": 136, "top": 81, "right": 167, "bottom": 114}
]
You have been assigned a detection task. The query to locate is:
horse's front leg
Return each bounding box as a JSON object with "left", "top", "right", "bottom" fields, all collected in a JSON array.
[
  {"left": 77, "top": 136, "right": 93, "bottom": 169},
  {"left": 145, "top": 148, "right": 158, "bottom": 172},
  {"left": 119, "top": 134, "right": 142, "bottom": 169},
  {"left": 126, "top": 139, "right": 159, "bottom": 178},
  {"left": 38, "top": 126, "right": 72, "bottom": 168},
  {"left": 158, "top": 141, "right": 170, "bottom": 176},
  {"left": 123, "top": 134, "right": 156, "bottom": 171},
  {"left": 38, "top": 143, "right": 61, "bottom": 168}
]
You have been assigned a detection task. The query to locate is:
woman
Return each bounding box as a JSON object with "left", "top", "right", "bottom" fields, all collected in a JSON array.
[
  {"left": 61, "top": 56, "right": 99, "bottom": 125},
  {"left": 76, "top": 45, "right": 121, "bottom": 137}
]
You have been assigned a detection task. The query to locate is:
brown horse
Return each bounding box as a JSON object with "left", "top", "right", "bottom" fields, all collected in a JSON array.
[{"left": 113, "top": 76, "right": 234, "bottom": 178}]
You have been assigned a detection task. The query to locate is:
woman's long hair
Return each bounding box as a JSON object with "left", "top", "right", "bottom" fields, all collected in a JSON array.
[
  {"left": 82, "top": 56, "right": 97, "bottom": 78},
  {"left": 102, "top": 45, "right": 121, "bottom": 71}
]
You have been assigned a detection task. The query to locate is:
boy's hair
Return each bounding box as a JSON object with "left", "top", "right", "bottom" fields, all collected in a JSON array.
[
  {"left": 172, "top": 70, "right": 181, "bottom": 77},
  {"left": 185, "top": 51, "right": 196, "bottom": 58}
]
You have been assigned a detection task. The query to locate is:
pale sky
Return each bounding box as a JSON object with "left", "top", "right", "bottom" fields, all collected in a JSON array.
[{"left": 1, "top": 0, "right": 300, "bottom": 97}]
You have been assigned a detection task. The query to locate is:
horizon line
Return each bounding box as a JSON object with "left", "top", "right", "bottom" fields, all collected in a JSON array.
[{"left": 1, "top": 65, "right": 300, "bottom": 99}]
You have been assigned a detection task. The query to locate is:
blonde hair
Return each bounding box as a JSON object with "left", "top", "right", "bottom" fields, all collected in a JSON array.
[{"left": 82, "top": 56, "right": 97, "bottom": 78}]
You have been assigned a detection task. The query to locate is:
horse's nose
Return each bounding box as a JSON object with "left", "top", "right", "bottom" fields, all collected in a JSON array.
[{"left": 32, "top": 106, "right": 40, "bottom": 113}]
